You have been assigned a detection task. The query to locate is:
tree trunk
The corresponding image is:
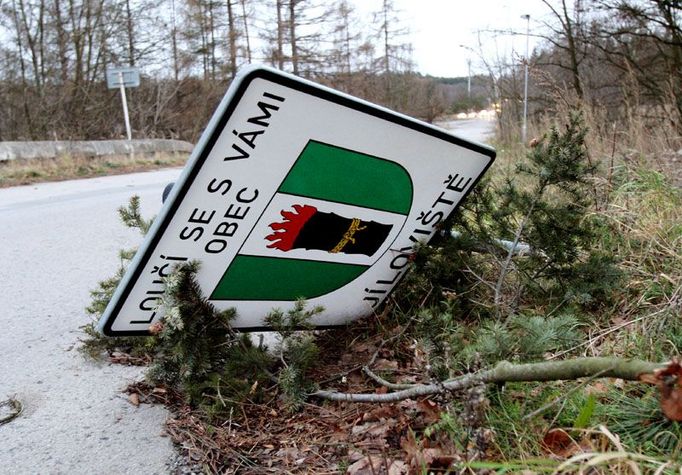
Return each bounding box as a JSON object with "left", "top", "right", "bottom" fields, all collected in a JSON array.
[
  {"left": 125, "top": 0, "right": 135, "bottom": 66},
  {"left": 17, "top": 0, "right": 44, "bottom": 96},
  {"left": 227, "top": 0, "right": 237, "bottom": 79},
  {"left": 240, "top": 0, "right": 252, "bottom": 63},
  {"left": 207, "top": 0, "right": 216, "bottom": 81},
  {"left": 53, "top": 0, "right": 69, "bottom": 84},
  {"left": 561, "top": 0, "right": 583, "bottom": 99},
  {"left": 170, "top": 0, "right": 179, "bottom": 81},
  {"left": 289, "top": 0, "right": 298, "bottom": 75},
  {"left": 11, "top": 0, "right": 36, "bottom": 138}
]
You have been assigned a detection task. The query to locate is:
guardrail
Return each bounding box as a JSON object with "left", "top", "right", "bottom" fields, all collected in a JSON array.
[{"left": 0, "top": 139, "right": 193, "bottom": 162}]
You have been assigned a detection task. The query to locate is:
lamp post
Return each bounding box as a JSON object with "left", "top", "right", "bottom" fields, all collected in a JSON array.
[
  {"left": 521, "top": 14, "right": 530, "bottom": 144},
  {"left": 459, "top": 45, "right": 471, "bottom": 98},
  {"left": 466, "top": 57, "right": 471, "bottom": 98}
]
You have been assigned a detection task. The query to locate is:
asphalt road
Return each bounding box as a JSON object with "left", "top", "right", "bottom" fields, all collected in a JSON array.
[
  {"left": 0, "top": 170, "right": 182, "bottom": 474},
  {"left": 437, "top": 117, "right": 495, "bottom": 145},
  {"left": 0, "top": 118, "right": 493, "bottom": 473}
]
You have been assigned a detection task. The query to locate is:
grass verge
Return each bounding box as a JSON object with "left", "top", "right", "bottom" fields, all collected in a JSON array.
[{"left": 0, "top": 151, "right": 188, "bottom": 188}]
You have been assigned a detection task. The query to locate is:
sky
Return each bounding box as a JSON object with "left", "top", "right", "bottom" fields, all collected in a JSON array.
[{"left": 351, "top": 0, "right": 549, "bottom": 78}]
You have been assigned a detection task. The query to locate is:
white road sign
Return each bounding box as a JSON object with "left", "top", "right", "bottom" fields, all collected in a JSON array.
[
  {"left": 98, "top": 66, "right": 495, "bottom": 336},
  {"left": 106, "top": 67, "right": 140, "bottom": 89}
]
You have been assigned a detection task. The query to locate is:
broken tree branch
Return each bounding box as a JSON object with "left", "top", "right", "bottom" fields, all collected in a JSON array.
[
  {"left": 362, "top": 366, "right": 416, "bottom": 391},
  {"left": 311, "top": 357, "right": 665, "bottom": 403}
]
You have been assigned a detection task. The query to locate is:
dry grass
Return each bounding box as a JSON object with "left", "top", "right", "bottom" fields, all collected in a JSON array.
[
  {"left": 0, "top": 151, "right": 188, "bottom": 188},
  {"left": 525, "top": 91, "right": 682, "bottom": 187},
  {"left": 483, "top": 102, "right": 682, "bottom": 471}
]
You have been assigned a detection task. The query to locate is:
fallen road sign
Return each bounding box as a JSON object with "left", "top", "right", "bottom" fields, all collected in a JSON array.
[{"left": 98, "top": 66, "right": 495, "bottom": 336}]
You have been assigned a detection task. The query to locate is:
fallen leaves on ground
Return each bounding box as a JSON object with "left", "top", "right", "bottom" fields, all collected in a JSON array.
[
  {"left": 109, "top": 350, "right": 152, "bottom": 366},
  {"left": 113, "top": 322, "right": 673, "bottom": 473},
  {"left": 119, "top": 324, "right": 472, "bottom": 473}
]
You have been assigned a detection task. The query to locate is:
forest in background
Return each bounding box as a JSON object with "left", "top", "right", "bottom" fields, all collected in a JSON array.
[
  {"left": 1, "top": 0, "right": 460, "bottom": 141},
  {"left": 1, "top": 0, "right": 680, "bottom": 146}
]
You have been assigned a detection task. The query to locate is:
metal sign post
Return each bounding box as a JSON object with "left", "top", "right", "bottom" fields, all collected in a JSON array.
[
  {"left": 118, "top": 72, "right": 132, "bottom": 140},
  {"left": 106, "top": 67, "right": 140, "bottom": 140}
]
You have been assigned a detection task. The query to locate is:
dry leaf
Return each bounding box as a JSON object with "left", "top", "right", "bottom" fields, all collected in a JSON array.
[
  {"left": 639, "top": 360, "right": 682, "bottom": 421},
  {"left": 400, "top": 430, "right": 419, "bottom": 462},
  {"left": 353, "top": 341, "right": 377, "bottom": 354},
  {"left": 416, "top": 399, "right": 442, "bottom": 425},
  {"left": 639, "top": 373, "right": 659, "bottom": 385},
  {"left": 128, "top": 393, "right": 140, "bottom": 407},
  {"left": 657, "top": 361, "right": 682, "bottom": 421},
  {"left": 387, "top": 460, "right": 408, "bottom": 475},
  {"left": 351, "top": 420, "right": 394, "bottom": 439},
  {"left": 374, "top": 359, "right": 399, "bottom": 371},
  {"left": 362, "top": 405, "right": 397, "bottom": 422},
  {"left": 347, "top": 456, "right": 405, "bottom": 475},
  {"left": 148, "top": 321, "right": 164, "bottom": 335},
  {"left": 413, "top": 448, "right": 456, "bottom": 470},
  {"left": 401, "top": 431, "right": 456, "bottom": 471},
  {"left": 346, "top": 456, "right": 383, "bottom": 475},
  {"left": 584, "top": 382, "right": 608, "bottom": 395},
  {"left": 541, "top": 428, "right": 582, "bottom": 458}
]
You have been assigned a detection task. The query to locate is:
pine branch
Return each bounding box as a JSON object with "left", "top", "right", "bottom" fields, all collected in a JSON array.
[{"left": 311, "top": 357, "right": 665, "bottom": 403}]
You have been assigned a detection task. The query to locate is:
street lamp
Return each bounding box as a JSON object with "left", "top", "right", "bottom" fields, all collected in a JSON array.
[
  {"left": 521, "top": 14, "right": 530, "bottom": 144},
  {"left": 459, "top": 45, "right": 471, "bottom": 99}
]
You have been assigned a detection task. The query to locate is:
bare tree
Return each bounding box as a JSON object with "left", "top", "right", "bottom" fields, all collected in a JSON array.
[
  {"left": 538, "top": 0, "right": 588, "bottom": 100},
  {"left": 371, "top": 0, "right": 413, "bottom": 105},
  {"left": 226, "top": 0, "right": 237, "bottom": 78},
  {"left": 239, "top": 0, "right": 252, "bottom": 63},
  {"left": 588, "top": 0, "right": 682, "bottom": 130}
]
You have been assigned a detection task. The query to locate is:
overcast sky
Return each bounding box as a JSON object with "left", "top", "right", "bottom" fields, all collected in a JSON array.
[{"left": 351, "top": 0, "right": 550, "bottom": 78}]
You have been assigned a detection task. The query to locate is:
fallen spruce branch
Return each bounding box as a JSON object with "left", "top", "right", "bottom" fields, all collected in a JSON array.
[{"left": 311, "top": 357, "right": 666, "bottom": 404}]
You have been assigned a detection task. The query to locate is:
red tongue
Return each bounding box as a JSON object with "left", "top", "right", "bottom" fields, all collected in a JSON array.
[{"left": 265, "top": 204, "right": 318, "bottom": 251}]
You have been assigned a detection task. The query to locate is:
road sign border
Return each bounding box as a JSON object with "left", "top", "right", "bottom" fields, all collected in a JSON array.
[
  {"left": 106, "top": 67, "right": 141, "bottom": 89},
  {"left": 98, "top": 65, "right": 496, "bottom": 336}
]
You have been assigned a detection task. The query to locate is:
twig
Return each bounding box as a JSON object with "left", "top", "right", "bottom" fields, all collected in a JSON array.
[
  {"left": 0, "top": 397, "right": 23, "bottom": 425},
  {"left": 494, "top": 198, "right": 539, "bottom": 313},
  {"left": 311, "top": 357, "right": 664, "bottom": 404},
  {"left": 318, "top": 323, "right": 413, "bottom": 387},
  {"left": 362, "top": 366, "right": 416, "bottom": 390},
  {"left": 462, "top": 264, "right": 497, "bottom": 292}
]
